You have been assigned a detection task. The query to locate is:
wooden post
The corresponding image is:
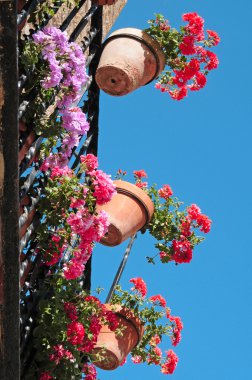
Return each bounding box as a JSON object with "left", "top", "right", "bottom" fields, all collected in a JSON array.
[{"left": 0, "top": 1, "right": 19, "bottom": 378}]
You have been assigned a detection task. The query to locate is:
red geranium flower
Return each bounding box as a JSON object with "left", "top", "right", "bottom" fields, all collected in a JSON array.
[{"left": 130, "top": 277, "right": 147, "bottom": 297}]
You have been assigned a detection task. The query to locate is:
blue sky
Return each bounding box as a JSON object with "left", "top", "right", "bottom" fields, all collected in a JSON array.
[{"left": 91, "top": 1, "right": 252, "bottom": 379}]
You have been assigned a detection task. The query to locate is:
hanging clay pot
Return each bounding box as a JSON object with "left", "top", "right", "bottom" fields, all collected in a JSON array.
[
  {"left": 92, "top": 304, "right": 144, "bottom": 370},
  {"left": 95, "top": 28, "right": 165, "bottom": 96},
  {"left": 96, "top": 180, "right": 154, "bottom": 246},
  {"left": 92, "top": 0, "right": 118, "bottom": 5}
]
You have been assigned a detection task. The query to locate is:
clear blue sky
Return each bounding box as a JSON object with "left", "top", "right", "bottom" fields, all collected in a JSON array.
[{"left": 91, "top": 1, "right": 252, "bottom": 379}]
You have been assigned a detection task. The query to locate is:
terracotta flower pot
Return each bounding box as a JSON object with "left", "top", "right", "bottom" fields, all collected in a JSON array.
[
  {"left": 92, "top": 304, "right": 144, "bottom": 370},
  {"left": 95, "top": 28, "right": 165, "bottom": 96},
  {"left": 92, "top": 0, "right": 118, "bottom": 5},
  {"left": 96, "top": 180, "right": 154, "bottom": 246}
]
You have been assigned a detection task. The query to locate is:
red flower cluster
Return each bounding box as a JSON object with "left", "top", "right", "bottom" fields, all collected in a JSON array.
[
  {"left": 130, "top": 277, "right": 147, "bottom": 297},
  {"left": 134, "top": 169, "right": 148, "bottom": 189},
  {"left": 149, "top": 294, "right": 167, "bottom": 308},
  {"left": 161, "top": 349, "right": 179, "bottom": 374},
  {"left": 133, "top": 169, "right": 148, "bottom": 179},
  {"left": 148, "top": 346, "right": 162, "bottom": 365},
  {"left": 39, "top": 373, "right": 53, "bottom": 380},
  {"left": 82, "top": 363, "right": 97, "bottom": 380},
  {"left": 149, "top": 334, "right": 161, "bottom": 346},
  {"left": 158, "top": 185, "right": 173, "bottom": 200},
  {"left": 170, "top": 204, "right": 211, "bottom": 264},
  {"left": 155, "top": 12, "right": 220, "bottom": 100},
  {"left": 187, "top": 204, "right": 212, "bottom": 233},
  {"left": 67, "top": 321, "right": 85, "bottom": 345},
  {"left": 172, "top": 239, "right": 193, "bottom": 264},
  {"left": 49, "top": 345, "right": 74, "bottom": 365},
  {"left": 166, "top": 309, "right": 184, "bottom": 346}
]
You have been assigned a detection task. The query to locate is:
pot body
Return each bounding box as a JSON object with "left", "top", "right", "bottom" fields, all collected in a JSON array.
[
  {"left": 95, "top": 28, "right": 165, "bottom": 96},
  {"left": 92, "top": 0, "right": 118, "bottom": 4},
  {"left": 92, "top": 304, "right": 144, "bottom": 370},
  {"left": 96, "top": 180, "right": 154, "bottom": 246}
]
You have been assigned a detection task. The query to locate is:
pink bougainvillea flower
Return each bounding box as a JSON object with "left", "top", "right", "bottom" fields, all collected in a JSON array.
[
  {"left": 92, "top": 169, "right": 116, "bottom": 205},
  {"left": 80, "top": 153, "right": 98, "bottom": 172},
  {"left": 130, "top": 277, "right": 147, "bottom": 297}
]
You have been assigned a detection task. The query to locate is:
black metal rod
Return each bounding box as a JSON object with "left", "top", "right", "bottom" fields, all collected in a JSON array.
[{"left": 106, "top": 234, "right": 137, "bottom": 303}]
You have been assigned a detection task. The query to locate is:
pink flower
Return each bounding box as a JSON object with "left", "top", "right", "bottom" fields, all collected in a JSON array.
[
  {"left": 67, "top": 321, "right": 85, "bottom": 345},
  {"left": 61, "top": 107, "right": 89, "bottom": 135},
  {"left": 82, "top": 363, "right": 97, "bottom": 380},
  {"left": 187, "top": 204, "right": 201, "bottom": 220},
  {"left": 131, "top": 355, "right": 143, "bottom": 364},
  {"left": 159, "top": 251, "right": 170, "bottom": 263},
  {"left": 158, "top": 185, "right": 173, "bottom": 199},
  {"left": 64, "top": 259, "right": 85, "bottom": 280},
  {"left": 130, "top": 277, "right": 147, "bottom": 297},
  {"left": 50, "top": 165, "right": 72, "bottom": 179},
  {"left": 92, "top": 170, "right": 116, "bottom": 205},
  {"left": 149, "top": 294, "right": 167, "bottom": 308},
  {"left": 80, "top": 154, "right": 98, "bottom": 172}
]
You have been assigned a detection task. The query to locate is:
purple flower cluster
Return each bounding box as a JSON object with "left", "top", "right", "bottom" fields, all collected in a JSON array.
[
  {"left": 33, "top": 27, "right": 88, "bottom": 107},
  {"left": 33, "top": 27, "right": 90, "bottom": 171}
]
